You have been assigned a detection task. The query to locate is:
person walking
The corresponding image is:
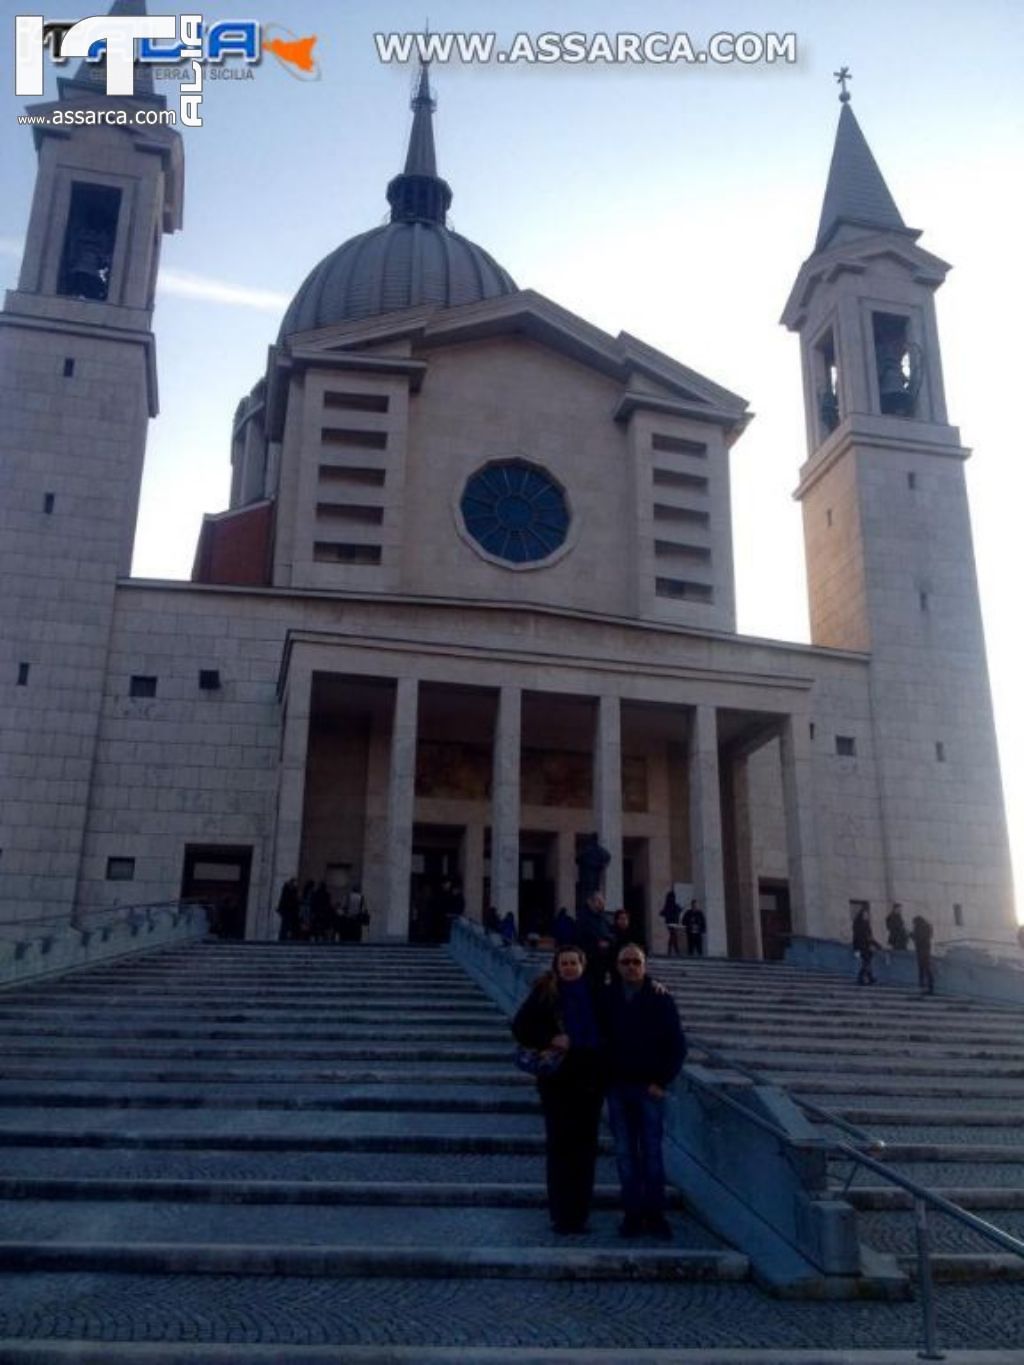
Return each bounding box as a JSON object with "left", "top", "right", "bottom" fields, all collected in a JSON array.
[
  {"left": 659, "top": 889, "right": 682, "bottom": 957},
  {"left": 512, "top": 945, "right": 606, "bottom": 1235},
  {"left": 606, "top": 943, "right": 686, "bottom": 1238},
  {"left": 611, "top": 908, "right": 645, "bottom": 956},
  {"left": 885, "top": 903, "right": 910, "bottom": 951},
  {"left": 552, "top": 906, "right": 577, "bottom": 947},
  {"left": 681, "top": 900, "right": 706, "bottom": 957},
  {"left": 852, "top": 906, "right": 881, "bottom": 986},
  {"left": 275, "top": 877, "right": 299, "bottom": 942},
  {"left": 911, "top": 914, "right": 936, "bottom": 995},
  {"left": 310, "top": 880, "right": 333, "bottom": 942},
  {"left": 297, "top": 880, "right": 315, "bottom": 940}
]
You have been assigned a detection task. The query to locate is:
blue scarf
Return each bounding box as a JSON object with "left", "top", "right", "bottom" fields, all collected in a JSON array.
[{"left": 559, "top": 978, "right": 600, "bottom": 1049}]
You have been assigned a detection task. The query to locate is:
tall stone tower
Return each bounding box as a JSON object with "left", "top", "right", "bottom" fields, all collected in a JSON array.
[
  {"left": 782, "top": 87, "right": 1015, "bottom": 934},
  {"left": 0, "top": 17, "right": 183, "bottom": 924}
]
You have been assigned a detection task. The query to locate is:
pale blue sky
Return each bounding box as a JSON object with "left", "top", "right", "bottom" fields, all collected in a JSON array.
[{"left": 2, "top": 1, "right": 1021, "bottom": 918}]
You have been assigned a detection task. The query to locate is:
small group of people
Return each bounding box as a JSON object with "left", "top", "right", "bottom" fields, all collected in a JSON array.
[
  {"left": 275, "top": 878, "right": 370, "bottom": 943},
  {"left": 659, "top": 890, "right": 707, "bottom": 957},
  {"left": 413, "top": 878, "right": 466, "bottom": 943},
  {"left": 853, "top": 902, "right": 935, "bottom": 994},
  {"left": 512, "top": 920, "right": 686, "bottom": 1240}
]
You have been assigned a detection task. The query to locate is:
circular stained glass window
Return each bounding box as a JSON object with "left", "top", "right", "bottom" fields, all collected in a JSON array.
[{"left": 460, "top": 460, "right": 570, "bottom": 565}]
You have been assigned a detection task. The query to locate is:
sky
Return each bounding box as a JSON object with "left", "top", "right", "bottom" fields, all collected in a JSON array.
[{"left": 2, "top": 0, "right": 1021, "bottom": 920}]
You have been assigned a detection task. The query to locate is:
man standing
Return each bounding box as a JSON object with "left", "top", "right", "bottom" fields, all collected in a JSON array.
[
  {"left": 606, "top": 944, "right": 687, "bottom": 1238},
  {"left": 681, "top": 899, "right": 707, "bottom": 956},
  {"left": 577, "top": 892, "right": 615, "bottom": 985},
  {"left": 852, "top": 905, "right": 881, "bottom": 986},
  {"left": 911, "top": 914, "right": 935, "bottom": 995}
]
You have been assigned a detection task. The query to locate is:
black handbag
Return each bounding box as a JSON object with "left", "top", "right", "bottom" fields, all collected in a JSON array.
[{"left": 514, "top": 1043, "right": 566, "bottom": 1077}]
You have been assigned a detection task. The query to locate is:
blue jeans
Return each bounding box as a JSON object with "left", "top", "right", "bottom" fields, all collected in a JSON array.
[{"left": 607, "top": 1083, "right": 667, "bottom": 1219}]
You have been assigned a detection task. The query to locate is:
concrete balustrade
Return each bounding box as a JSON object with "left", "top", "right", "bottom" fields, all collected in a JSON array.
[
  {"left": 786, "top": 934, "right": 1024, "bottom": 1008},
  {"left": 447, "top": 917, "right": 898, "bottom": 1295},
  {"left": 0, "top": 903, "right": 210, "bottom": 989}
]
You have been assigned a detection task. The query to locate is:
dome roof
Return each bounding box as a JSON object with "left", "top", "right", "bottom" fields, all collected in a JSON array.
[
  {"left": 279, "top": 220, "right": 517, "bottom": 337},
  {"left": 278, "top": 65, "right": 517, "bottom": 339}
]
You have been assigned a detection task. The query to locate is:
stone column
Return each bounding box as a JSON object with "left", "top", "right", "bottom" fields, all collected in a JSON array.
[
  {"left": 269, "top": 658, "right": 313, "bottom": 938},
  {"left": 491, "top": 685, "right": 521, "bottom": 923},
  {"left": 556, "top": 830, "right": 578, "bottom": 915},
  {"left": 462, "top": 819, "right": 485, "bottom": 922},
  {"left": 593, "top": 694, "right": 624, "bottom": 910},
  {"left": 780, "top": 714, "right": 821, "bottom": 938},
  {"left": 688, "top": 703, "right": 726, "bottom": 955},
  {"left": 385, "top": 677, "right": 418, "bottom": 940}
]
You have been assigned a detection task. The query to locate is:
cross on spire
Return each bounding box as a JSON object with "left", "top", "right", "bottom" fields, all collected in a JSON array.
[{"left": 834, "top": 66, "right": 852, "bottom": 103}]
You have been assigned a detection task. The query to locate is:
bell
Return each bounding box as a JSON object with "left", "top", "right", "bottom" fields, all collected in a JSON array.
[
  {"left": 877, "top": 342, "right": 913, "bottom": 416},
  {"left": 64, "top": 230, "right": 111, "bottom": 301}
]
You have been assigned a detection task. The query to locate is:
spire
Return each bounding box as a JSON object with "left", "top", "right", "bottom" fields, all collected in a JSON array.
[
  {"left": 386, "top": 63, "right": 453, "bottom": 225},
  {"left": 404, "top": 62, "right": 438, "bottom": 177},
  {"left": 814, "top": 95, "right": 915, "bottom": 252},
  {"left": 60, "top": 0, "right": 158, "bottom": 102}
]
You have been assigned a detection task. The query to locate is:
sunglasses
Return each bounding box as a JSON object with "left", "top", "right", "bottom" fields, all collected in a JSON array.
[{"left": 619, "top": 957, "right": 644, "bottom": 965}]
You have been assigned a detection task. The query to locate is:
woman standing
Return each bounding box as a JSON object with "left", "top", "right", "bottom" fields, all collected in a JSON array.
[{"left": 512, "top": 946, "right": 606, "bottom": 1234}]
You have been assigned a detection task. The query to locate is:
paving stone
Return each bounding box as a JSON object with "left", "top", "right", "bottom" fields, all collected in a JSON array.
[{"left": 1, "top": 1273, "right": 1023, "bottom": 1350}]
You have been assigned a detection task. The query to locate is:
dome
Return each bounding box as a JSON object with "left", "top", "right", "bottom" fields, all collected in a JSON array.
[
  {"left": 279, "top": 221, "right": 517, "bottom": 337},
  {"left": 278, "top": 65, "right": 517, "bottom": 339}
]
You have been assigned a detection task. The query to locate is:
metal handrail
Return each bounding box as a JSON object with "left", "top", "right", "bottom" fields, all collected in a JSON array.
[{"left": 688, "top": 1064, "right": 1024, "bottom": 1361}]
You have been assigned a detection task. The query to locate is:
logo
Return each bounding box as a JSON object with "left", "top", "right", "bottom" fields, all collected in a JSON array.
[
  {"left": 262, "top": 23, "right": 320, "bottom": 80},
  {"left": 14, "top": 16, "right": 319, "bottom": 126}
]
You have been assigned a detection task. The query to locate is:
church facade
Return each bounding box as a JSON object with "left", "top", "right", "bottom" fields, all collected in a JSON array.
[{"left": 0, "top": 47, "right": 1015, "bottom": 951}]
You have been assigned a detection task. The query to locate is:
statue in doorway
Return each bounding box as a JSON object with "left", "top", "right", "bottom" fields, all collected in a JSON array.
[{"left": 576, "top": 832, "right": 611, "bottom": 905}]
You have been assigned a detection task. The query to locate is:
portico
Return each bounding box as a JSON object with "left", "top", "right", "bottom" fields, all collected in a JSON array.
[{"left": 268, "top": 624, "right": 823, "bottom": 954}]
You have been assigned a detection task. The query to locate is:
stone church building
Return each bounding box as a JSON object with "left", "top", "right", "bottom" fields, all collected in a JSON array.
[{"left": 0, "top": 39, "right": 1015, "bottom": 951}]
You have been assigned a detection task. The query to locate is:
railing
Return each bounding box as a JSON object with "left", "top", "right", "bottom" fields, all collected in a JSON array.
[
  {"left": 689, "top": 1067, "right": 1024, "bottom": 1361},
  {"left": 785, "top": 933, "right": 1024, "bottom": 1006},
  {"left": 0, "top": 899, "right": 210, "bottom": 944}
]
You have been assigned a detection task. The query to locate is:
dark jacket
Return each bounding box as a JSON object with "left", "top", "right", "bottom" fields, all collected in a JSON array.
[
  {"left": 606, "top": 977, "right": 686, "bottom": 1089},
  {"left": 681, "top": 907, "right": 706, "bottom": 935},
  {"left": 911, "top": 917, "right": 934, "bottom": 957},
  {"left": 885, "top": 911, "right": 909, "bottom": 951},
  {"left": 612, "top": 924, "right": 646, "bottom": 956},
  {"left": 512, "top": 977, "right": 606, "bottom": 1051},
  {"left": 553, "top": 909, "right": 577, "bottom": 947},
  {"left": 852, "top": 915, "right": 878, "bottom": 953}
]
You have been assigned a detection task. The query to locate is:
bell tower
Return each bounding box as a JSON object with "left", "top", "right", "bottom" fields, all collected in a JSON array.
[
  {"left": 782, "top": 75, "right": 1015, "bottom": 934},
  {"left": 0, "top": 5, "right": 183, "bottom": 925}
]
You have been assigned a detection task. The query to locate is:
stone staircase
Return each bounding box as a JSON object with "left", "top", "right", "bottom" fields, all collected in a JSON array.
[
  {"left": 0, "top": 941, "right": 1021, "bottom": 1360},
  {"left": 651, "top": 955, "right": 1024, "bottom": 1284}
]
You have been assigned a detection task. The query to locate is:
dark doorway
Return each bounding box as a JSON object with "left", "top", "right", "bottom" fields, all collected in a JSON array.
[
  {"left": 410, "top": 824, "right": 463, "bottom": 943},
  {"left": 181, "top": 845, "right": 252, "bottom": 939},
  {"left": 519, "top": 832, "right": 556, "bottom": 940},
  {"left": 622, "top": 839, "right": 648, "bottom": 945},
  {"left": 758, "top": 879, "right": 792, "bottom": 961}
]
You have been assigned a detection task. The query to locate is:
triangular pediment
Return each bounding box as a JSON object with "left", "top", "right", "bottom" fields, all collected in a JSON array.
[{"left": 279, "top": 289, "right": 749, "bottom": 430}]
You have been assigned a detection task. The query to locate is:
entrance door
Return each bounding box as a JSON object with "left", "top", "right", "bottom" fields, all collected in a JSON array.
[
  {"left": 181, "top": 845, "right": 252, "bottom": 940},
  {"left": 410, "top": 825, "right": 463, "bottom": 943},
  {"left": 622, "top": 839, "right": 649, "bottom": 946},
  {"left": 758, "top": 879, "right": 792, "bottom": 961},
  {"left": 518, "top": 833, "right": 555, "bottom": 940}
]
